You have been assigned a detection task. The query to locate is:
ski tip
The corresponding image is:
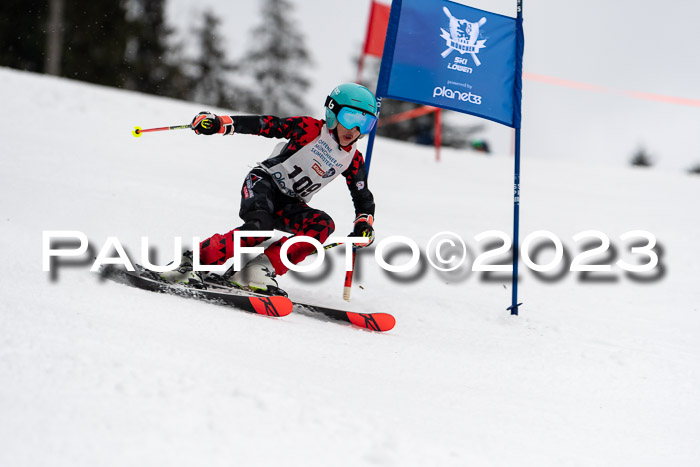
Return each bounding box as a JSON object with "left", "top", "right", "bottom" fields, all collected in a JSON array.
[
  {"left": 249, "top": 295, "right": 293, "bottom": 317},
  {"left": 347, "top": 312, "right": 396, "bottom": 332}
]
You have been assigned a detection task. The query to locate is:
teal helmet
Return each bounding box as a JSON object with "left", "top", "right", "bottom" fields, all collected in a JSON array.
[{"left": 325, "top": 83, "right": 378, "bottom": 135}]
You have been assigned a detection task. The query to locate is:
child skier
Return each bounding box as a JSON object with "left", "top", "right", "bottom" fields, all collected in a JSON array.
[{"left": 159, "top": 83, "right": 378, "bottom": 295}]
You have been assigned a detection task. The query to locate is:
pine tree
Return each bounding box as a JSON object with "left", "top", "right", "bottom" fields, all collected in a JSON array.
[
  {"left": 0, "top": 2, "right": 49, "bottom": 72},
  {"left": 630, "top": 147, "right": 654, "bottom": 168},
  {"left": 240, "top": 0, "right": 313, "bottom": 116},
  {"left": 0, "top": 1, "right": 133, "bottom": 88},
  {"left": 123, "top": 0, "right": 189, "bottom": 98},
  {"left": 1, "top": 0, "right": 192, "bottom": 99},
  {"left": 189, "top": 11, "right": 232, "bottom": 107},
  {"left": 188, "top": 10, "right": 255, "bottom": 110},
  {"left": 60, "top": 1, "right": 131, "bottom": 87}
]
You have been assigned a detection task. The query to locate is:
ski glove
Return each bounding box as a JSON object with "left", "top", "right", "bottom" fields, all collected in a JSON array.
[
  {"left": 191, "top": 112, "right": 234, "bottom": 135},
  {"left": 351, "top": 214, "right": 374, "bottom": 248}
]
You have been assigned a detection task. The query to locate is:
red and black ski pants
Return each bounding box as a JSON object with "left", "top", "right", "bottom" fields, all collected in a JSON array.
[{"left": 199, "top": 168, "right": 335, "bottom": 275}]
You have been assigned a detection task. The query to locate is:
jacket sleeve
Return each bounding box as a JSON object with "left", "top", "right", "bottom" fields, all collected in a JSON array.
[
  {"left": 342, "top": 150, "right": 375, "bottom": 217},
  {"left": 230, "top": 115, "right": 322, "bottom": 146}
]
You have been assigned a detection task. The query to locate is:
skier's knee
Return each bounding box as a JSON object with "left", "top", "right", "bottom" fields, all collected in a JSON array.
[
  {"left": 240, "top": 210, "right": 274, "bottom": 231},
  {"left": 326, "top": 217, "right": 336, "bottom": 236},
  {"left": 312, "top": 213, "right": 335, "bottom": 242}
]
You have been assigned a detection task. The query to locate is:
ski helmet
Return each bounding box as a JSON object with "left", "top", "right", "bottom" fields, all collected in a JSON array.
[{"left": 325, "top": 83, "right": 378, "bottom": 135}]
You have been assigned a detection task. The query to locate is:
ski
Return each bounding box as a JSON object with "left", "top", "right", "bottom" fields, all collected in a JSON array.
[
  {"left": 293, "top": 302, "right": 396, "bottom": 332},
  {"left": 202, "top": 278, "right": 395, "bottom": 332},
  {"left": 100, "top": 267, "right": 393, "bottom": 331},
  {"left": 101, "top": 266, "right": 292, "bottom": 317}
]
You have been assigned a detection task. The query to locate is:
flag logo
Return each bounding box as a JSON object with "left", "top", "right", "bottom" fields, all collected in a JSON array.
[
  {"left": 440, "top": 6, "right": 487, "bottom": 66},
  {"left": 379, "top": 0, "right": 521, "bottom": 127}
]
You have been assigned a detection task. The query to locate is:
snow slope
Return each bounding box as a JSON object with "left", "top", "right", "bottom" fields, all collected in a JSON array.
[{"left": 1, "top": 67, "right": 699, "bottom": 466}]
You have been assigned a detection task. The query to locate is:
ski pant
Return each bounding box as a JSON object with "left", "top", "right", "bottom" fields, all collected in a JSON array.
[{"left": 199, "top": 168, "right": 335, "bottom": 275}]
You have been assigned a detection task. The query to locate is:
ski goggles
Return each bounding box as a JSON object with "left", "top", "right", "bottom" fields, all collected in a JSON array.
[
  {"left": 327, "top": 98, "right": 377, "bottom": 134},
  {"left": 337, "top": 107, "right": 377, "bottom": 134}
]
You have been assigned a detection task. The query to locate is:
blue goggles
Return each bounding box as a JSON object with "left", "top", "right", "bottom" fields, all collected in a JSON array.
[{"left": 327, "top": 98, "right": 378, "bottom": 134}]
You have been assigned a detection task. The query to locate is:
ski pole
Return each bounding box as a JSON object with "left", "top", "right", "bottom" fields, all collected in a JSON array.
[
  {"left": 307, "top": 241, "right": 344, "bottom": 256},
  {"left": 308, "top": 239, "right": 364, "bottom": 301},
  {"left": 343, "top": 248, "right": 357, "bottom": 302},
  {"left": 307, "top": 240, "right": 354, "bottom": 301},
  {"left": 342, "top": 230, "right": 374, "bottom": 301},
  {"left": 132, "top": 124, "right": 191, "bottom": 138},
  {"left": 322, "top": 241, "right": 344, "bottom": 252}
]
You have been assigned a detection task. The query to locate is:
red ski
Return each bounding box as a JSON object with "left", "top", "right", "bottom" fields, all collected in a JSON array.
[
  {"left": 102, "top": 268, "right": 393, "bottom": 331},
  {"left": 102, "top": 266, "right": 292, "bottom": 317},
  {"left": 292, "top": 301, "right": 396, "bottom": 332},
  {"left": 202, "top": 278, "right": 395, "bottom": 331}
]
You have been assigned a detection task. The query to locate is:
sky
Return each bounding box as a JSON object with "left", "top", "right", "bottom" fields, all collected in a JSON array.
[{"left": 166, "top": 0, "right": 700, "bottom": 170}]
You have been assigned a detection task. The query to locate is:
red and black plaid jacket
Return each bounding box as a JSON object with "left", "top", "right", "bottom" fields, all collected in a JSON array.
[{"left": 230, "top": 115, "right": 375, "bottom": 217}]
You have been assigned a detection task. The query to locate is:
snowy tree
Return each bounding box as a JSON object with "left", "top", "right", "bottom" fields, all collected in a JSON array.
[
  {"left": 0, "top": 3, "right": 47, "bottom": 72},
  {"left": 240, "top": 0, "right": 313, "bottom": 115},
  {"left": 60, "top": 2, "right": 131, "bottom": 87},
  {"left": 630, "top": 147, "right": 654, "bottom": 168},
  {"left": 188, "top": 11, "right": 256, "bottom": 111},
  {"left": 123, "top": 0, "right": 189, "bottom": 98},
  {"left": 0, "top": 1, "right": 130, "bottom": 86},
  {"left": 188, "top": 12, "right": 234, "bottom": 107},
  {"left": 687, "top": 162, "right": 700, "bottom": 175}
]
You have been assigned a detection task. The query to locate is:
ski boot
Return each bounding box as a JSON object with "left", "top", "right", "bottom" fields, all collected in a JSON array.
[
  {"left": 228, "top": 253, "right": 287, "bottom": 296},
  {"left": 155, "top": 250, "right": 206, "bottom": 288}
]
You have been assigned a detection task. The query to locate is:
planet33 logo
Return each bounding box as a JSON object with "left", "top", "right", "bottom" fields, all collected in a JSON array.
[{"left": 433, "top": 86, "right": 482, "bottom": 105}]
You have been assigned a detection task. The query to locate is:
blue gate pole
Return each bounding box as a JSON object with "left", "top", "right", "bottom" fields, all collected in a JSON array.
[
  {"left": 508, "top": 127, "right": 523, "bottom": 315},
  {"left": 363, "top": 96, "right": 382, "bottom": 176},
  {"left": 508, "top": 0, "right": 524, "bottom": 316}
]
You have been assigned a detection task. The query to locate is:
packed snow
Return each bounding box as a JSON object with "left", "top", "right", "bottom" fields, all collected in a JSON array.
[{"left": 1, "top": 67, "right": 699, "bottom": 466}]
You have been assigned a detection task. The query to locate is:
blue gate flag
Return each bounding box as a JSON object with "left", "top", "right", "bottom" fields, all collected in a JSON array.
[{"left": 377, "top": 0, "right": 523, "bottom": 128}]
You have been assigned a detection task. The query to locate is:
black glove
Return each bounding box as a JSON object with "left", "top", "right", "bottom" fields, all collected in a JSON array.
[
  {"left": 351, "top": 214, "right": 374, "bottom": 248},
  {"left": 191, "top": 111, "right": 221, "bottom": 135}
]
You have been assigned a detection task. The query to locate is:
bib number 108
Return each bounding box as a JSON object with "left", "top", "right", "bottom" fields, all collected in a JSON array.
[{"left": 288, "top": 165, "right": 322, "bottom": 198}]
